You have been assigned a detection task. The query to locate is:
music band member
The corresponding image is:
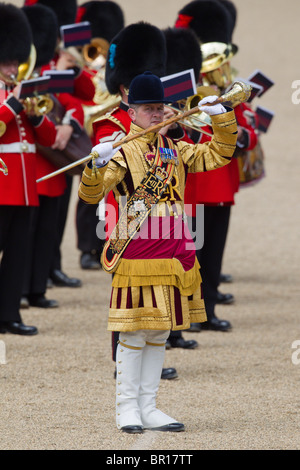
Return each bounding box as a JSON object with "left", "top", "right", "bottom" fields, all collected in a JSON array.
[
  {"left": 94, "top": 21, "right": 178, "bottom": 379},
  {"left": 0, "top": 3, "right": 57, "bottom": 335},
  {"left": 175, "top": 0, "right": 260, "bottom": 332},
  {"left": 78, "top": 71, "right": 237, "bottom": 433},
  {"left": 75, "top": 0, "right": 125, "bottom": 271}
]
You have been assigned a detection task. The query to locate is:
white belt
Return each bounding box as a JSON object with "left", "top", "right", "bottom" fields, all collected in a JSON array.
[{"left": 0, "top": 142, "right": 36, "bottom": 153}]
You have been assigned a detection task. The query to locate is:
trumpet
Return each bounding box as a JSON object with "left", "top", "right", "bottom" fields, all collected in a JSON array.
[
  {"left": 6, "top": 44, "right": 54, "bottom": 116},
  {"left": 22, "top": 94, "right": 54, "bottom": 116}
]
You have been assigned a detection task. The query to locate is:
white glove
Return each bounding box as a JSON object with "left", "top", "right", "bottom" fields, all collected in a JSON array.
[
  {"left": 198, "top": 95, "right": 226, "bottom": 115},
  {"left": 91, "top": 142, "right": 120, "bottom": 167}
]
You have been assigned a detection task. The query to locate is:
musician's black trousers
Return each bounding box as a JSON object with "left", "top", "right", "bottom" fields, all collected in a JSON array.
[
  {"left": 23, "top": 195, "right": 60, "bottom": 296},
  {"left": 51, "top": 174, "right": 73, "bottom": 272},
  {"left": 76, "top": 198, "right": 104, "bottom": 254},
  {"left": 0, "top": 205, "right": 31, "bottom": 322},
  {"left": 193, "top": 205, "right": 231, "bottom": 319}
]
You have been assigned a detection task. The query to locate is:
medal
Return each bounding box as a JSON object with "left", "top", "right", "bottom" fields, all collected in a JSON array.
[{"left": 159, "top": 147, "right": 179, "bottom": 166}]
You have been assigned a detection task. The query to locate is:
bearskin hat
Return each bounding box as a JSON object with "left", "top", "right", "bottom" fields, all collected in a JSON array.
[
  {"left": 23, "top": 0, "right": 77, "bottom": 27},
  {"left": 0, "top": 3, "right": 32, "bottom": 64},
  {"left": 217, "top": 0, "right": 237, "bottom": 41},
  {"left": 163, "top": 27, "right": 202, "bottom": 83},
  {"left": 22, "top": 4, "right": 58, "bottom": 67},
  {"left": 76, "top": 1, "right": 124, "bottom": 42},
  {"left": 105, "top": 22, "right": 166, "bottom": 95},
  {"left": 175, "top": 0, "right": 232, "bottom": 44}
]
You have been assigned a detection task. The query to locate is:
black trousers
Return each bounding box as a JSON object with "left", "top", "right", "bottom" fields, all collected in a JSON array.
[
  {"left": 51, "top": 174, "right": 73, "bottom": 272},
  {"left": 193, "top": 205, "right": 231, "bottom": 319},
  {"left": 23, "top": 195, "right": 60, "bottom": 296},
  {"left": 76, "top": 198, "right": 104, "bottom": 254},
  {"left": 112, "top": 331, "right": 119, "bottom": 362},
  {"left": 0, "top": 205, "right": 31, "bottom": 322}
]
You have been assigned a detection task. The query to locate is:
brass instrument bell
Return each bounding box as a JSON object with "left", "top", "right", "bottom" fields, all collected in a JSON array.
[
  {"left": 22, "top": 94, "right": 54, "bottom": 116},
  {"left": 81, "top": 38, "right": 120, "bottom": 136},
  {"left": 0, "top": 44, "right": 37, "bottom": 85},
  {"left": 16, "top": 44, "right": 37, "bottom": 82},
  {"left": 5, "top": 44, "right": 54, "bottom": 116},
  {"left": 82, "top": 37, "right": 109, "bottom": 64},
  {"left": 172, "top": 85, "right": 219, "bottom": 131},
  {"left": 200, "top": 42, "right": 237, "bottom": 90}
]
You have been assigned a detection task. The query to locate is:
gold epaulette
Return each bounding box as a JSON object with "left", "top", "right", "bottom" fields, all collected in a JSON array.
[
  {"left": 92, "top": 108, "right": 127, "bottom": 133},
  {"left": 0, "top": 121, "right": 7, "bottom": 137}
]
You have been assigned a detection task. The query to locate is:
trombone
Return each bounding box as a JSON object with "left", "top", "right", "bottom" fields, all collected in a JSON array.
[
  {"left": 167, "top": 85, "right": 219, "bottom": 137},
  {"left": 36, "top": 80, "right": 252, "bottom": 183}
]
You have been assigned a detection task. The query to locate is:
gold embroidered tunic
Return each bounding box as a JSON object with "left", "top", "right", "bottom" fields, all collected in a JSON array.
[{"left": 78, "top": 110, "right": 237, "bottom": 332}]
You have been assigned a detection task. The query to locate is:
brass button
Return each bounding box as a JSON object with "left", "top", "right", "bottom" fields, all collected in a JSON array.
[{"left": 0, "top": 121, "right": 6, "bottom": 137}]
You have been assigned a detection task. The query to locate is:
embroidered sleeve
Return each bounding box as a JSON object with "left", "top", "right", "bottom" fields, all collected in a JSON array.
[
  {"left": 177, "top": 109, "right": 238, "bottom": 173},
  {"left": 78, "top": 153, "right": 127, "bottom": 204}
]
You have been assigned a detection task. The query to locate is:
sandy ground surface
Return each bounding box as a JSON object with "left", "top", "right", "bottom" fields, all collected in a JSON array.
[{"left": 1, "top": 0, "right": 300, "bottom": 451}]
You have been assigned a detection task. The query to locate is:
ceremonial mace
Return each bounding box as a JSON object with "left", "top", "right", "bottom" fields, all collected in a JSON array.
[{"left": 37, "top": 81, "right": 251, "bottom": 183}]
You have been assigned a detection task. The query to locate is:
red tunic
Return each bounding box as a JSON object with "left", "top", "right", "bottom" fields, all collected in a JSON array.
[
  {"left": 0, "top": 92, "right": 56, "bottom": 206},
  {"left": 41, "top": 56, "right": 96, "bottom": 102},
  {"left": 36, "top": 92, "right": 85, "bottom": 197},
  {"left": 37, "top": 56, "right": 94, "bottom": 197}
]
